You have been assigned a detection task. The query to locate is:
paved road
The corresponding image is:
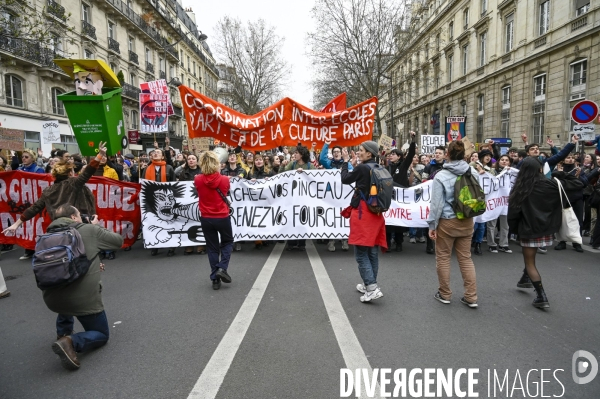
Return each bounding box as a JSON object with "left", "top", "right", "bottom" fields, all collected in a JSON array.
[{"left": 1, "top": 239, "right": 599, "bottom": 398}]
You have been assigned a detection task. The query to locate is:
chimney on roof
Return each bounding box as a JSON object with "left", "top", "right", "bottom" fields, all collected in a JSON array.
[{"left": 185, "top": 7, "right": 196, "bottom": 24}]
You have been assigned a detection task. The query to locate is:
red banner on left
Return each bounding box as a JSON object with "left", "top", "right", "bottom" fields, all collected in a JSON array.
[{"left": 0, "top": 171, "right": 141, "bottom": 250}]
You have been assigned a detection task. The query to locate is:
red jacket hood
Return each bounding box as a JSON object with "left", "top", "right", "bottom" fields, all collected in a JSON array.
[{"left": 202, "top": 172, "right": 222, "bottom": 188}]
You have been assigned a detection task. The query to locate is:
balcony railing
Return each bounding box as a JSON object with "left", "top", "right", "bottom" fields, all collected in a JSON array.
[
  {"left": 0, "top": 36, "right": 62, "bottom": 70},
  {"left": 122, "top": 82, "right": 141, "bottom": 100},
  {"left": 129, "top": 50, "right": 138, "bottom": 64},
  {"left": 108, "top": 37, "right": 120, "bottom": 54},
  {"left": 571, "top": 15, "right": 588, "bottom": 32},
  {"left": 534, "top": 36, "right": 547, "bottom": 48},
  {"left": 47, "top": 0, "right": 67, "bottom": 22},
  {"left": 146, "top": 61, "right": 154, "bottom": 74},
  {"left": 82, "top": 20, "right": 96, "bottom": 40}
]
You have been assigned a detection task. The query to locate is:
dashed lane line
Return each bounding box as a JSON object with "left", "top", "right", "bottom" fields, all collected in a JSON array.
[
  {"left": 305, "top": 240, "right": 381, "bottom": 399},
  {"left": 187, "top": 243, "right": 285, "bottom": 399}
]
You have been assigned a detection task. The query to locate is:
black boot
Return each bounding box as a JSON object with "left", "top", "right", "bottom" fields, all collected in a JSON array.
[
  {"left": 573, "top": 243, "right": 584, "bottom": 253},
  {"left": 474, "top": 243, "right": 482, "bottom": 255},
  {"left": 396, "top": 241, "right": 403, "bottom": 252},
  {"left": 532, "top": 281, "right": 549, "bottom": 308},
  {"left": 554, "top": 241, "right": 567, "bottom": 250},
  {"left": 426, "top": 236, "right": 434, "bottom": 254},
  {"left": 517, "top": 269, "right": 533, "bottom": 288}
]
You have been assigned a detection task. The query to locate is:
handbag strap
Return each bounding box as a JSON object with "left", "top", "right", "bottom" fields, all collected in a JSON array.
[
  {"left": 553, "top": 177, "right": 572, "bottom": 208},
  {"left": 216, "top": 187, "right": 232, "bottom": 207}
]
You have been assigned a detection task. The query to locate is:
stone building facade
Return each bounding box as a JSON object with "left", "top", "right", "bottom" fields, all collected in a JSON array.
[
  {"left": 382, "top": 0, "right": 599, "bottom": 149},
  {"left": 0, "top": 0, "right": 218, "bottom": 155}
]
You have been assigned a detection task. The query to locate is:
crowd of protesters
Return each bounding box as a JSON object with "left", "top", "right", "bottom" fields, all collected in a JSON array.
[{"left": 1, "top": 131, "right": 600, "bottom": 370}]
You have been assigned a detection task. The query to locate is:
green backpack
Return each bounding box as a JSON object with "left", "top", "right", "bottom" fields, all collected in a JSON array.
[{"left": 452, "top": 169, "right": 486, "bottom": 219}]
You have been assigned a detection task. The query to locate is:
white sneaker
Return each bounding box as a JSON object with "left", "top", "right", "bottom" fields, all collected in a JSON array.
[
  {"left": 327, "top": 241, "right": 336, "bottom": 252},
  {"left": 418, "top": 236, "right": 426, "bottom": 243},
  {"left": 356, "top": 284, "right": 366, "bottom": 294},
  {"left": 360, "top": 287, "right": 383, "bottom": 302},
  {"left": 409, "top": 237, "right": 417, "bottom": 244},
  {"left": 342, "top": 240, "right": 349, "bottom": 251}
]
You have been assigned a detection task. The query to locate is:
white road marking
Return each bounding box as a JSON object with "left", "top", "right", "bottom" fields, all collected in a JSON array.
[
  {"left": 305, "top": 241, "right": 381, "bottom": 399},
  {"left": 187, "top": 243, "right": 285, "bottom": 399}
]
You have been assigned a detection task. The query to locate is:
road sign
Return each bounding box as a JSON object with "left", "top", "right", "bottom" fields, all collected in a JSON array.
[{"left": 571, "top": 100, "right": 599, "bottom": 124}]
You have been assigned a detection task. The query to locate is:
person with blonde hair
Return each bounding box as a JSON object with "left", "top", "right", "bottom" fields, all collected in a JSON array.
[
  {"left": 194, "top": 151, "right": 234, "bottom": 290},
  {"left": 17, "top": 149, "right": 45, "bottom": 174},
  {"left": 2, "top": 142, "right": 107, "bottom": 260}
]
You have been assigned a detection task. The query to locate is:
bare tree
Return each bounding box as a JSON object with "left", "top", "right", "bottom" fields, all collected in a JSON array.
[
  {"left": 0, "top": 0, "right": 76, "bottom": 63},
  {"left": 308, "top": 0, "right": 427, "bottom": 136},
  {"left": 213, "top": 17, "right": 289, "bottom": 115}
]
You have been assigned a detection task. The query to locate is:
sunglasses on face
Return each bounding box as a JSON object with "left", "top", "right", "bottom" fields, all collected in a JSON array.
[{"left": 22, "top": 155, "right": 30, "bottom": 159}]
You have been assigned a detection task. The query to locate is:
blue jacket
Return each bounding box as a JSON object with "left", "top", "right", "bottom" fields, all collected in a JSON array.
[
  {"left": 18, "top": 163, "right": 45, "bottom": 174},
  {"left": 427, "top": 160, "right": 470, "bottom": 230},
  {"left": 584, "top": 135, "right": 600, "bottom": 155},
  {"left": 320, "top": 143, "right": 353, "bottom": 171}
]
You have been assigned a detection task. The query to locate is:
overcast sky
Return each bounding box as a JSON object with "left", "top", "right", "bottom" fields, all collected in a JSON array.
[{"left": 183, "top": 0, "right": 316, "bottom": 109}]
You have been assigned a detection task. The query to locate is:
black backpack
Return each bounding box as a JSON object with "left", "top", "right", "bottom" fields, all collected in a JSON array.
[
  {"left": 32, "top": 224, "right": 97, "bottom": 290},
  {"left": 362, "top": 163, "right": 394, "bottom": 214}
]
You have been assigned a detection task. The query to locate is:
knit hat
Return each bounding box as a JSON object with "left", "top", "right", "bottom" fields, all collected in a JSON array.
[
  {"left": 478, "top": 149, "right": 493, "bottom": 162},
  {"left": 362, "top": 141, "right": 379, "bottom": 158}
]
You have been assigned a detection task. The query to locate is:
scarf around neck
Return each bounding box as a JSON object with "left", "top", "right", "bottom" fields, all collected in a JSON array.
[{"left": 146, "top": 160, "right": 167, "bottom": 182}]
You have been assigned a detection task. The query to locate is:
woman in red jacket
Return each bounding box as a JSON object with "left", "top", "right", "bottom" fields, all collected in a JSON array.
[{"left": 194, "top": 151, "right": 233, "bottom": 290}]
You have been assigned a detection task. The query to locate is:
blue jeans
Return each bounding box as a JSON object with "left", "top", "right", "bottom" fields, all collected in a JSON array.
[
  {"left": 409, "top": 228, "right": 425, "bottom": 238},
  {"left": 200, "top": 217, "right": 234, "bottom": 281},
  {"left": 354, "top": 245, "right": 379, "bottom": 286},
  {"left": 56, "top": 311, "right": 109, "bottom": 353},
  {"left": 473, "top": 222, "right": 486, "bottom": 243}
]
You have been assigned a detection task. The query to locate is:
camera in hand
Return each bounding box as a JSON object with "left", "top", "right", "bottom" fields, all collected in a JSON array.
[{"left": 81, "top": 214, "right": 91, "bottom": 224}]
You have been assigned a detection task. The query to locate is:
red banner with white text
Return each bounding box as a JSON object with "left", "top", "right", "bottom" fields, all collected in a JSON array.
[
  {"left": 0, "top": 171, "right": 141, "bottom": 250},
  {"left": 179, "top": 86, "right": 377, "bottom": 150}
]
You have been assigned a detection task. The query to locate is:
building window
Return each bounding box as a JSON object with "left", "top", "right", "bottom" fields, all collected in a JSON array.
[
  {"left": 145, "top": 47, "right": 151, "bottom": 63},
  {"left": 500, "top": 110, "right": 510, "bottom": 138},
  {"left": 110, "top": 63, "right": 116, "bottom": 72},
  {"left": 461, "top": 101, "right": 467, "bottom": 115},
  {"left": 436, "top": 33, "right": 440, "bottom": 51},
  {"left": 447, "top": 54, "right": 453, "bottom": 82},
  {"left": 108, "top": 21, "right": 115, "bottom": 39},
  {"left": 570, "top": 59, "right": 587, "bottom": 87},
  {"left": 51, "top": 88, "right": 65, "bottom": 115},
  {"left": 505, "top": 13, "right": 514, "bottom": 53},
  {"left": 478, "top": 94, "right": 484, "bottom": 114},
  {"left": 193, "top": 61, "right": 196, "bottom": 76},
  {"left": 576, "top": 0, "right": 590, "bottom": 16},
  {"left": 131, "top": 110, "right": 138, "bottom": 129},
  {"left": 128, "top": 36, "right": 134, "bottom": 52},
  {"left": 462, "top": 45, "right": 468, "bottom": 75},
  {"left": 423, "top": 71, "right": 429, "bottom": 94},
  {"left": 82, "top": 3, "right": 90, "bottom": 23},
  {"left": 532, "top": 102, "right": 545, "bottom": 143},
  {"left": 51, "top": 34, "right": 64, "bottom": 57},
  {"left": 434, "top": 66, "right": 440, "bottom": 89},
  {"left": 463, "top": 8, "right": 469, "bottom": 31},
  {"left": 187, "top": 56, "right": 190, "bottom": 71},
  {"left": 479, "top": 32, "right": 486, "bottom": 66},
  {"left": 481, "top": 0, "right": 488, "bottom": 14},
  {"left": 534, "top": 74, "right": 546, "bottom": 100},
  {"left": 169, "top": 64, "right": 174, "bottom": 79},
  {"left": 477, "top": 115, "right": 484, "bottom": 142},
  {"left": 84, "top": 49, "right": 93, "bottom": 59},
  {"left": 58, "top": 134, "right": 79, "bottom": 154},
  {"left": 449, "top": 21, "right": 454, "bottom": 40},
  {"left": 5, "top": 75, "right": 23, "bottom": 107},
  {"left": 424, "top": 43, "right": 429, "bottom": 60},
  {"left": 502, "top": 86, "right": 511, "bottom": 107},
  {"left": 25, "top": 131, "right": 41, "bottom": 151},
  {"left": 415, "top": 78, "right": 420, "bottom": 97},
  {"left": 539, "top": 1, "right": 550, "bottom": 35},
  {"left": 129, "top": 72, "right": 135, "bottom": 85}
]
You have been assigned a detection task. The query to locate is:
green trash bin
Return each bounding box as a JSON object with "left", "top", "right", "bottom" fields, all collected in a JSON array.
[{"left": 58, "top": 88, "right": 126, "bottom": 156}]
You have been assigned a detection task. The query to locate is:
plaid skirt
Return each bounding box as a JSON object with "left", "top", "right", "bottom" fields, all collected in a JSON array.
[{"left": 520, "top": 235, "right": 554, "bottom": 247}]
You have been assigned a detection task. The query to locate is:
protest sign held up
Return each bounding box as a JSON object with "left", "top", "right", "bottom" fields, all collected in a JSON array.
[{"left": 420, "top": 135, "right": 445, "bottom": 154}]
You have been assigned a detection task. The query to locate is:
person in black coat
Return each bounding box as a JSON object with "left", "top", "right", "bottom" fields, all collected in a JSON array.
[
  {"left": 507, "top": 158, "right": 583, "bottom": 309},
  {"left": 384, "top": 132, "right": 416, "bottom": 251}
]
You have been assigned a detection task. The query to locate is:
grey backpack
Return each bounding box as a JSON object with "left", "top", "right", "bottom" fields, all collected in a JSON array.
[{"left": 32, "top": 224, "right": 97, "bottom": 290}]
